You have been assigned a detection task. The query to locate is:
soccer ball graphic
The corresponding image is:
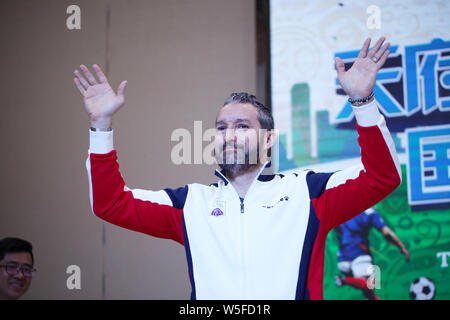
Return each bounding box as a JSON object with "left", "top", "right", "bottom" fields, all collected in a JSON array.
[{"left": 409, "top": 277, "right": 435, "bottom": 300}]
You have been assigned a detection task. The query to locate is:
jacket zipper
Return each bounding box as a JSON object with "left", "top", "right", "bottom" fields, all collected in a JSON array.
[{"left": 239, "top": 196, "right": 246, "bottom": 298}]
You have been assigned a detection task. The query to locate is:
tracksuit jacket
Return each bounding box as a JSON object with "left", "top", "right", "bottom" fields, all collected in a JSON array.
[{"left": 86, "top": 99, "right": 401, "bottom": 299}]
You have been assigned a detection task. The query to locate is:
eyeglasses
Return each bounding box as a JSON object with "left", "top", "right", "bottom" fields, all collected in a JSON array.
[{"left": 0, "top": 262, "right": 36, "bottom": 277}]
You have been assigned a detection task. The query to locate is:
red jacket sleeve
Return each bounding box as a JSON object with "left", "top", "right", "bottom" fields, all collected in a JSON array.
[
  {"left": 304, "top": 101, "right": 401, "bottom": 300},
  {"left": 310, "top": 103, "right": 402, "bottom": 232},
  {"left": 87, "top": 150, "right": 184, "bottom": 245}
]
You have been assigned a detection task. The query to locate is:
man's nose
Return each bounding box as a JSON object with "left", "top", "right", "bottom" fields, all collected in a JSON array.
[
  {"left": 224, "top": 129, "right": 236, "bottom": 143},
  {"left": 13, "top": 268, "right": 26, "bottom": 279}
]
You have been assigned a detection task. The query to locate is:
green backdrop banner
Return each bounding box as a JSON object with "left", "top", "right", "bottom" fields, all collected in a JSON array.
[
  {"left": 270, "top": 0, "right": 450, "bottom": 299},
  {"left": 324, "top": 165, "right": 450, "bottom": 299}
]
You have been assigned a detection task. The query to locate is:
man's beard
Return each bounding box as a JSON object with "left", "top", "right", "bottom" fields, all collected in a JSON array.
[
  {"left": 216, "top": 143, "right": 260, "bottom": 177},
  {"left": 219, "top": 162, "right": 258, "bottom": 177}
]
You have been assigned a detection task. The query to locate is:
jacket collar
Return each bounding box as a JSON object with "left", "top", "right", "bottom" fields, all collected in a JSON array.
[{"left": 214, "top": 161, "right": 275, "bottom": 186}]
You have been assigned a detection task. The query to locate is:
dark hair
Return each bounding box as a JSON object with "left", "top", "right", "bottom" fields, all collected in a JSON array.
[
  {"left": 0, "top": 237, "right": 34, "bottom": 266},
  {"left": 223, "top": 92, "right": 274, "bottom": 130}
]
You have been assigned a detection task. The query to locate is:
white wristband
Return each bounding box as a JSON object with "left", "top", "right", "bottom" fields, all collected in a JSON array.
[{"left": 89, "top": 129, "right": 114, "bottom": 154}]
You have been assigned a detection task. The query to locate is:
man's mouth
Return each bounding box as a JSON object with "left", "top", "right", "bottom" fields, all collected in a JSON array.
[
  {"left": 8, "top": 281, "right": 25, "bottom": 290},
  {"left": 222, "top": 144, "right": 245, "bottom": 151}
]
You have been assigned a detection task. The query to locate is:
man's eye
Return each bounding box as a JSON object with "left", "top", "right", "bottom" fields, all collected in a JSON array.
[
  {"left": 216, "top": 127, "right": 226, "bottom": 131},
  {"left": 237, "top": 124, "right": 249, "bottom": 129},
  {"left": 6, "top": 262, "right": 19, "bottom": 268}
]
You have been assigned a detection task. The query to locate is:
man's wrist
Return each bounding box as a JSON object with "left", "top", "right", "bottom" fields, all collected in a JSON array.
[
  {"left": 351, "top": 95, "right": 375, "bottom": 107},
  {"left": 90, "top": 116, "right": 112, "bottom": 131},
  {"left": 90, "top": 126, "right": 112, "bottom": 132},
  {"left": 348, "top": 92, "right": 375, "bottom": 106}
]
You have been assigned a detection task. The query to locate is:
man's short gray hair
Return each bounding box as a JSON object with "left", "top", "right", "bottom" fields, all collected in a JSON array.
[{"left": 223, "top": 92, "right": 274, "bottom": 130}]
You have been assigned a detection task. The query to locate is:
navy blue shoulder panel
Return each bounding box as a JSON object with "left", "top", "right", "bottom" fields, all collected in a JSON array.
[
  {"left": 305, "top": 171, "right": 334, "bottom": 199},
  {"left": 258, "top": 174, "right": 276, "bottom": 182},
  {"left": 164, "top": 185, "right": 189, "bottom": 209}
]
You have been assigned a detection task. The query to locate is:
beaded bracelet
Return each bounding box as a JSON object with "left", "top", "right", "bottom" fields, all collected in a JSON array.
[{"left": 348, "top": 92, "right": 374, "bottom": 106}]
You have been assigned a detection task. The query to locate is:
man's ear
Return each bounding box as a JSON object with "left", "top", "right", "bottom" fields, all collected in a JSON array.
[{"left": 265, "top": 129, "right": 277, "bottom": 150}]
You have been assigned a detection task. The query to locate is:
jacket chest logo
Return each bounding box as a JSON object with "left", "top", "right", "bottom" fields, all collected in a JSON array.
[
  {"left": 211, "top": 208, "right": 224, "bottom": 216},
  {"left": 210, "top": 199, "right": 226, "bottom": 217}
]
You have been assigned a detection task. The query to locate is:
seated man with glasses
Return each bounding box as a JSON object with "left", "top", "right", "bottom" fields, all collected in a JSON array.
[{"left": 0, "top": 237, "right": 36, "bottom": 300}]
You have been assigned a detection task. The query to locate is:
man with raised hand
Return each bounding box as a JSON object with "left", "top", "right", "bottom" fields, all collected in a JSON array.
[{"left": 74, "top": 37, "right": 401, "bottom": 299}]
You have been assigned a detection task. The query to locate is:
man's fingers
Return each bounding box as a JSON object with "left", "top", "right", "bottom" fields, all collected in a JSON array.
[
  {"left": 80, "top": 64, "right": 98, "bottom": 85},
  {"left": 357, "top": 37, "right": 371, "bottom": 58},
  {"left": 74, "top": 69, "right": 89, "bottom": 90},
  {"left": 376, "top": 49, "right": 390, "bottom": 68},
  {"left": 93, "top": 64, "right": 108, "bottom": 83},
  {"left": 373, "top": 42, "right": 390, "bottom": 62},
  {"left": 117, "top": 80, "right": 128, "bottom": 98},
  {"left": 335, "top": 57, "right": 346, "bottom": 75},
  {"left": 367, "top": 36, "right": 386, "bottom": 58},
  {"left": 74, "top": 78, "right": 86, "bottom": 95}
]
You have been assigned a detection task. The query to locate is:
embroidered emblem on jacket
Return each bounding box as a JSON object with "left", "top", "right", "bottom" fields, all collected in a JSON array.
[
  {"left": 211, "top": 208, "right": 224, "bottom": 216},
  {"left": 262, "top": 196, "right": 289, "bottom": 209}
]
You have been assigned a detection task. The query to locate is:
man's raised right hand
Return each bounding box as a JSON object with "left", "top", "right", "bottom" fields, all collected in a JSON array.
[{"left": 73, "top": 64, "right": 127, "bottom": 130}]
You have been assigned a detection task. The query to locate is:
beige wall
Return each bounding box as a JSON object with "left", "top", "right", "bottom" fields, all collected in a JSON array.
[{"left": 0, "top": 0, "right": 256, "bottom": 299}]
